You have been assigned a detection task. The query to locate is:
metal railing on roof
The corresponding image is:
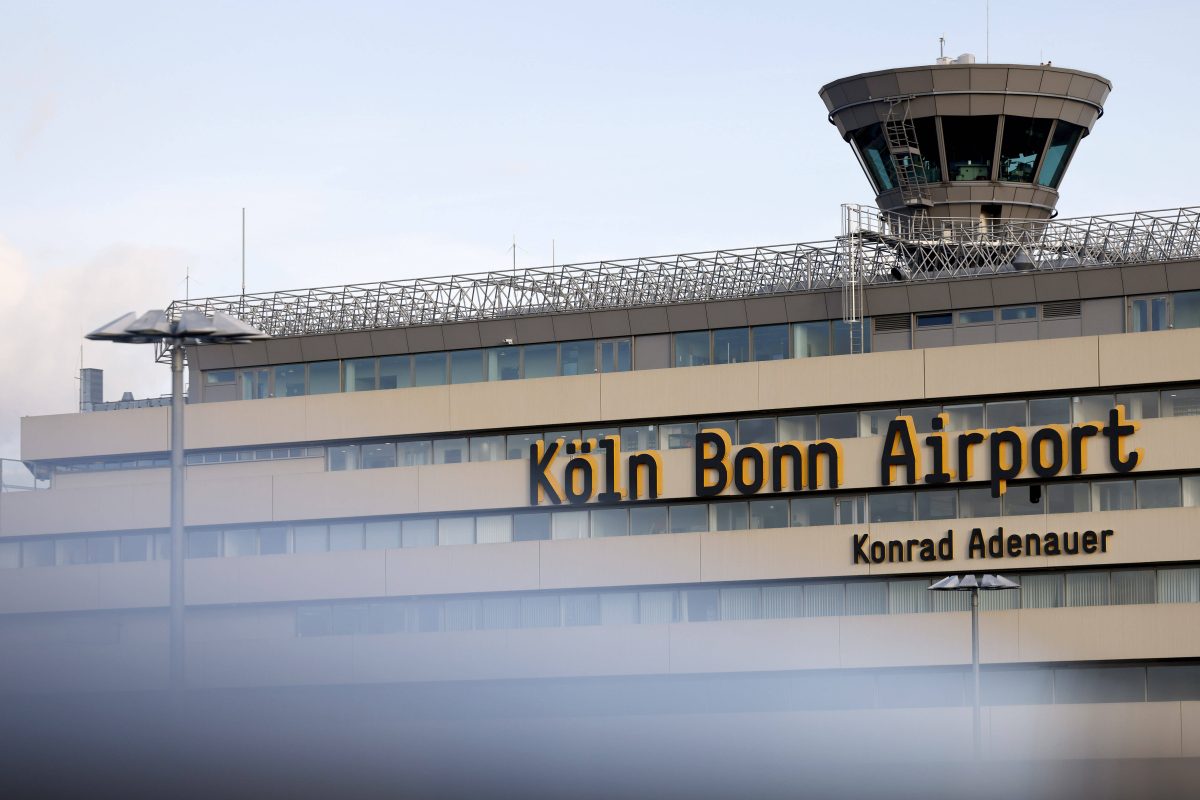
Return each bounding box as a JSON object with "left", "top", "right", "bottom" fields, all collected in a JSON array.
[{"left": 166, "top": 206, "right": 1200, "bottom": 342}]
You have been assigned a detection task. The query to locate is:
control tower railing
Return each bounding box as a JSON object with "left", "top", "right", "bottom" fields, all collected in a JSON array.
[{"left": 163, "top": 205, "right": 1200, "bottom": 351}]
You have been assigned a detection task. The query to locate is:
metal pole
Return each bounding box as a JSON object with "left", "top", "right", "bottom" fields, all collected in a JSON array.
[
  {"left": 971, "top": 587, "right": 981, "bottom": 759},
  {"left": 169, "top": 341, "right": 186, "bottom": 691}
]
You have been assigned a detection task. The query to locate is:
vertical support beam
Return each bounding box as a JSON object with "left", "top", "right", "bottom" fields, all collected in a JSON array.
[
  {"left": 971, "top": 587, "right": 981, "bottom": 759},
  {"left": 169, "top": 341, "right": 186, "bottom": 692}
]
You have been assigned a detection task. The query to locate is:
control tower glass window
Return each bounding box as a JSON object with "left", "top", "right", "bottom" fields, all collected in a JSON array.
[
  {"left": 850, "top": 123, "right": 897, "bottom": 192},
  {"left": 999, "top": 116, "right": 1052, "bottom": 183},
  {"left": 942, "top": 116, "right": 998, "bottom": 181},
  {"left": 911, "top": 117, "right": 942, "bottom": 182},
  {"left": 1038, "top": 120, "right": 1084, "bottom": 188}
]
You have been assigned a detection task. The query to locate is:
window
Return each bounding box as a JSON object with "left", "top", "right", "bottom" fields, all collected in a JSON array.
[
  {"left": 0, "top": 542, "right": 18, "bottom": 569},
  {"left": 413, "top": 352, "right": 447, "bottom": 386},
  {"left": 1065, "top": 572, "right": 1110, "bottom": 608},
  {"left": 259, "top": 527, "right": 289, "bottom": 555},
  {"left": 308, "top": 361, "right": 340, "bottom": 394},
  {"left": 916, "top": 312, "right": 953, "bottom": 328},
  {"left": 475, "top": 515, "right": 513, "bottom": 544},
  {"left": 850, "top": 123, "right": 898, "bottom": 191},
  {"left": 986, "top": 400, "right": 1027, "bottom": 428},
  {"left": 1038, "top": 121, "right": 1083, "bottom": 188},
  {"left": 327, "top": 445, "right": 359, "bottom": 471},
  {"left": 438, "top": 517, "right": 475, "bottom": 546},
  {"left": 551, "top": 510, "right": 588, "bottom": 540},
  {"left": 832, "top": 320, "right": 868, "bottom": 354},
  {"left": 1130, "top": 296, "right": 1169, "bottom": 332},
  {"left": 630, "top": 506, "right": 668, "bottom": 536},
  {"left": 959, "top": 487, "right": 1001, "bottom": 518},
  {"left": 712, "top": 328, "right": 749, "bottom": 365},
  {"left": 523, "top": 343, "right": 558, "bottom": 379},
  {"left": 1022, "top": 574, "right": 1063, "bottom": 608},
  {"left": 560, "top": 341, "right": 595, "bottom": 376},
  {"left": 698, "top": 419, "right": 736, "bottom": 443},
  {"left": 1003, "top": 486, "right": 1043, "bottom": 516},
  {"left": 620, "top": 425, "right": 658, "bottom": 451},
  {"left": 344, "top": 358, "right": 377, "bottom": 392},
  {"left": 329, "top": 523, "right": 364, "bottom": 551},
  {"left": 752, "top": 325, "right": 789, "bottom": 361},
  {"left": 942, "top": 115, "right": 998, "bottom": 181},
  {"left": 598, "top": 339, "right": 632, "bottom": 372},
  {"left": 449, "top": 349, "right": 484, "bottom": 384},
  {"left": 1000, "top": 305, "right": 1036, "bottom": 322},
  {"left": 1094, "top": 481, "right": 1135, "bottom": 512},
  {"left": 507, "top": 433, "right": 542, "bottom": 460},
  {"left": 293, "top": 525, "right": 328, "bottom": 553},
  {"left": 711, "top": 502, "right": 748, "bottom": 531},
  {"left": 917, "top": 490, "right": 957, "bottom": 521},
  {"left": 999, "top": 116, "right": 1052, "bottom": 183},
  {"left": 590, "top": 508, "right": 629, "bottom": 538},
  {"left": 361, "top": 443, "right": 397, "bottom": 469},
  {"left": 1029, "top": 397, "right": 1071, "bottom": 426},
  {"left": 273, "top": 364, "right": 306, "bottom": 397},
  {"left": 433, "top": 438, "right": 467, "bottom": 464},
  {"left": 238, "top": 368, "right": 270, "bottom": 400},
  {"left": 818, "top": 412, "right": 857, "bottom": 439},
  {"left": 869, "top": 492, "right": 914, "bottom": 523},
  {"left": 470, "top": 435, "right": 506, "bottom": 462},
  {"left": 959, "top": 309, "right": 994, "bottom": 324},
  {"left": 910, "top": 116, "right": 942, "bottom": 182},
  {"left": 402, "top": 519, "right": 438, "bottom": 548},
  {"left": 22, "top": 539, "right": 54, "bottom": 568},
  {"left": 661, "top": 422, "right": 697, "bottom": 449},
  {"left": 738, "top": 417, "right": 776, "bottom": 444},
  {"left": 859, "top": 408, "right": 899, "bottom": 436},
  {"left": 674, "top": 331, "right": 710, "bottom": 367},
  {"left": 513, "top": 512, "right": 551, "bottom": 542},
  {"left": 87, "top": 536, "right": 116, "bottom": 564},
  {"left": 1048, "top": 483, "right": 1090, "bottom": 514},
  {"left": 779, "top": 415, "right": 817, "bottom": 441},
  {"left": 943, "top": 403, "right": 983, "bottom": 431},
  {"left": 792, "top": 321, "right": 830, "bottom": 358},
  {"left": 485, "top": 347, "right": 521, "bottom": 381},
  {"left": 749, "top": 499, "right": 789, "bottom": 530},
  {"left": 187, "top": 530, "right": 220, "bottom": 558},
  {"left": 1073, "top": 394, "right": 1114, "bottom": 424},
  {"left": 205, "top": 370, "right": 235, "bottom": 385},
  {"left": 1174, "top": 290, "right": 1200, "bottom": 329},
  {"left": 1137, "top": 477, "right": 1181, "bottom": 509},
  {"left": 670, "top": 504, "right": 709, "bottom": 534},
  {"left": 1116, "top": 391, "right": 1159, "bottom": 419},
  {"left": 397, "top": 441, "right": 432, "bottom": 467},
  {"left": 791, "top": 496, "right": 835, "bottom": 527},
  {"left": 379, "top": 355, "right": 411, "bottom": 389},
  {"left": 119, "top": 534, "right": 152, "bottom": 562},
  {"left": 1163, "top": 387, "right": 1200, "bottom": 416},
  {"left": 224, "top": 528, "right": 257, "bottom": 557}
]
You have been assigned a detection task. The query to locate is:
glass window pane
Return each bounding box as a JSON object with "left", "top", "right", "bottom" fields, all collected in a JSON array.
[
  {"left": 1094, "top": 481, "right": 1135, "bottom": 511},
  {"left": 639, "top": 590, "right": 678, "bottom": 624},
  {"left": 204, "top": 369, "right": 235, "bottom": 385},
  {"left": 378, "top": 355, "right": 411, "bottom": 389},
  {"left": 1115, "top": 391, "right": 1159, "bottom": 420},
  {"left": 1175, "top": 290, "right": 1200, "bottom": 330},
  {"left": 698, "top": 419, "right": 735, "bottom": 444},
  {"left": 562, "top": 594, "right": 601, "bottom": 626},
  {"left": 273, "top": 363, "right": 306, "bottom": 397},
  {"left": 792, "top": 496, "right": 835, "bottom": 527},
  {"left": 943, "top": 115, "right": 998, "bottom": 181},
  {"left": 805, "top": 583, "right": 845, "bottom": 617},
  {"left": 506, "top": 433, "right": 542, "bottom": 460},
  {"left": 1047, "top": 483, "right": 1090, "bottom": 514},
  {"left": 960, "top": 487, "right": 1001, "bottom": 518},
  {"left": 959, "top": 308, "right": 994, "bottom": 324},
  {"left": 590, "top": 507, "right": 629, "bottom": 538},
  {"left": 1038, "top": 120, "right": 1083, "bottom": 188},
  {"left": 683, "top": 588, "right": 720, "bottom": 622},
  {"left": 0, "top": 541, "right": 18, "bottom": 569},
  {"left": 846, "top": 582, "right": 888, "bottom": 615},
  {"left": 1003, "top": 486, "right": 1043, "bottom": 516},
  {"left": 438, "top": 517, "right": 474, "bottom": 546},
  {"left": 560, "top": 341, "right": 595, "bottom": 376},
  {"left": 450, "top": 349, "right": 484, "bottom": 384},
  {"left": 401, "top": 519, "right": 437, "bottom": 548},
  {"left": 345, "top": 358, "right": 377, "bottom": 392},
  {"left": 433, "top": 438, "right": 468, "bottom": 464},
  {"left": 869, "top": 492, "right": 914, "bottom": 523},
  {"left": 620, "top": 425, "right": 658, "bottom": 452},
  {"left": 713, "top": 328, "right": 749, "bottom": 365},
  {"left": 986, "top": 401, "right": 1027, "bottom": 428},
  {"left": 837, "top": 495, "right": 866, "bottom": 525},
  {"left": 916, "top": 312, "right": 952, "bottom": 328},
  {"left": 486, "top": 346, "right": 521, "bottom": 381},
  {"left": 1066, "top": 572, "right": 1110, "bottom": 607},
  {"left": 630, "top": 506, "right": 669, "bottom": 536},
  {"left": 859, "top": 409, "right": 899, "bottom": 437},
  {"left": 186, "top": 530, "right": 220, "bottom": 559},
  {"left": 1162, "top": 387, "right": 1200, "bottom": 417},
  {"left": 1138, "top": 477, "right": 1181, "bottom": 509},
  {"left": 1022, "top": 574, "right": 1063, "bottom": 608},
  {"left": 818, "top": 412, "right": 857, "bottom": 439},
  {"left": 479, "top": 597, "right": 518, "bottom": 630},
  {"left": 328, "top": 523, "right": 363, "bottom": 551},
  {"left": 475, "top": 514, "right": 513, "bottom": 544},
  {"left": 22, "top": 539, "right": 55, "bottom": 568},
  {"left": 888, "top": 579, "right": 931, "bottom": 613},
  {"left": 779, "top": 415, "right": 817, "bottom": 441},
  {"left": 1000, "top": 305, "right": 1037, "bottom": 321},
  {"left": 413, "top": 352, "right": 447, "bottom": 386},
  {"left": 738, "top": 417, "right": 776, "bottom": 444},
  {"left": 752, "top": 324, "right": 789, "bottom": 361},
  {"left": 293, "top": 525, "right": 328, "bottom": 553},
  {"left": 1112, "top": 570, "right": 1155, "bottom": 605},
  {"left": 749, "top": 499, "right": 789, "bottom": 530},
  {"left": 999, "top": 116, "right": 1052, "bottom": 183},
  {"left": 661, "top": 421, "right": 697, "bottom": 449},
  {"left": 397, "top": 441, "right": 432, "bottom": 466},
  {"left": 307, "top": 361, "right": 340, "bottom": 394},
  {"left": 943, "top": 403, "right": 983, "bottom": 431},
  {"left": 470, "top": 435, "right": 506, "bottom": 462},
  {"left": 719, "top": 587, "right": 761, "bottom": 621},
  {"left": 850, "top": 123, "right": 897, "bottom": 191},
  {"left": 361, "top": 443, "right": 397, "bottom": 469},
  {"left": 910, "top": 116, "right": 942, "bottom": 181},
  {"left": 1029, "top": 397, "right": 1071, "bottom": 426},
  {"left": 599, "top": 339, "right": 632, "bottom": 373},
  {"left": 917, "top": 490, "right": 957, "bottom": 520},
  {"left": 792, "top": 322, "right": 830, "bottom": 358},
  {"left": 1131, "top": 297, "right": 1169, "bottom": 332},
  {"left": 59, "top": 538, "right": 90, "bottom": 565},
  {"left": 833, "top": 320, "right": 869, "bottom": 354},
  {"left": 712, "top": 502, "right": 749, "bottom": 531},
  {"left": 1158, "top": 567, "right": 1200, "bottom": 603},
  {"left": 600, "top": 592, "right": 639, "bottom": 625},
  {"left": 1184, "top": 476, "right": 1200, "bottom": 507},
  {"left": 87, "top": 536, "right": 116, "bottom": 564},
  {"left": 900, "top": 406, "right": 940, "bottom": 433},
  {"left": 551, "top": 511, "right": 588, "bottom": 540},
  {"left": 297, "top": 606, "right": 332, "bottom": 636},
  {"left": 1073, "top": 394, "right": 1114, "bottom": 424},
  {"left": 674, "top": 331, "right": 711, "bottom": 367},
  {"left": 762, "top": 584, "right": 804, "bottom": 618},
  {"left": 513, "top": 512, "right": 551, "bottom": 542},
  {"left": 364, "top": 521, "right": 401, "bottom": 550},
  {"left": 224, "top": 528, "right": 257, "bottom": 557},
  {"left": 523, "top": 343, "right": 558, "bottom": 378},
  {"left": 582, "top": 427, "right": 618, "bottom": 444},
  {"left": 670, "top": 504, "right": 709, "bottom": 533},
  {"left": 118, "top": 534, "right": 152, "bottom": 562}
]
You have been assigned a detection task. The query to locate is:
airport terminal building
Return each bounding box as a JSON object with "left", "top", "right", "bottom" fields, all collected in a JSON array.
[{"left": 5, "top": 60, "right": 1200, "bottom": 784}]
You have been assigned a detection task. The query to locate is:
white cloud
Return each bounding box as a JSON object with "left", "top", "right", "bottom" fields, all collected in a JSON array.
[{"left": 0, "top": 236, "right": 179, "bottom": 459}]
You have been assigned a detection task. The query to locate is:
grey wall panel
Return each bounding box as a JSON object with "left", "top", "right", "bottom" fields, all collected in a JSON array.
[
  {"left": 627, "top": 307, "right": 670, "bottom": 335},
  {"left": 514, "top": 316, "right": 556, "bottom": 344},
  {"left": 704, "top": 301, "right": 747, "bottom": 329},
  {"left": 1121, "top": 264, "right": 1168, "bottom": 295},
  {"left": 1081, "top": 298, "right": 1124, "bottom": 336},
  {"left": 1165, "top": 261, "right": 1200, "bottom": 292},
  {"left": 589, "top": 310, "right": 631, "bottom": 338},
  {"left": 335, "top": 332, "right": 374, "bottom": 359},
  {"left": 995, "top": 322, "right": 1038, "bottom": 342},
  {"left": 478, "top": 319, "right": 518, "bottom": 346},
  {"left": 634, "top": 334, "right": 670, "bottom": 370},
  {"left": 265, "top": 338, "right": 303, "bottom": 364},
  {"left": 551, "top": 313, "right": 593, "bottom": 341},
  {"left": 1034, "top": 272, "right": 1080, "bottom": 302},
  {"left": 912, "top": 329, "right": 954, "bottom": 349},
  {"left": 991, "top": 275, "right": 1037, "bottom": 305},
  {"left": 440, "top": 323, "right": 481, "bottom": 350},
  {"left": 907, "top": 283, "right": 952, "bottom": 313},
  {"left": 193, "top": 344, "right": 235, "bottom": 371},
  {"left": 1077, "top": 268, "right": 1124, "bottom": 299},
  {"left": 871, "top": 331, "right": 911, "bottom": 353},
  {"left": 204, "top": 385, "right": 236, "bottom": 403},
  {"left": 948, "top": 279, "right": 994, "bottom": 310},
  {"left": 231, "top": 340, "right": 269, "bottom": 367},
  {"left": 299, "top": 335, "right": 340, "bottom": 362},
  {"left": 666, "top": 303, "right": 709, "bottom": 332},
  {"left": 823, "top": 292, "right": 844, "bottom": 319},
  {"left": 1038, "top": 319, "right": 1083, "bottom": 340},
  {"left": 405, "top": 326, "right": 445, "bottom": 353},
  {"left": 743, "top": 297, "right": 788, "bottom": 326},
  {"left": 783, "top": 292, "right": 830, "bottom": 322},
  {"left": 369, "top": 329, "right": 409, "bottom": 355},
  {"left": 954, "top": 326, "right": 996, "bottom": 346},
  {"left": 864, "top": 285, "right": 909, "bottom": 316}
]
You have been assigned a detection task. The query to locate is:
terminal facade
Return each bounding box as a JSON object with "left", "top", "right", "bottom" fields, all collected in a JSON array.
[{"left": 5, "top": 60, "right": 1200, "bottom": 775}]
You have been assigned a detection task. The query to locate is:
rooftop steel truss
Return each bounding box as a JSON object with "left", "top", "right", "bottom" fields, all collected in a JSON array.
[{"left": 165, "top": 205, "right": 1200, "bottom": 350}]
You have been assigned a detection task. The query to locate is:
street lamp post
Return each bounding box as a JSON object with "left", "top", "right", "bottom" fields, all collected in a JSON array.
[
  {"left": 928, "top": 573, "right": 1020, "bottom": 760},
  {"left": 87, "top": 309, "right": 268, "bottom": 691}
]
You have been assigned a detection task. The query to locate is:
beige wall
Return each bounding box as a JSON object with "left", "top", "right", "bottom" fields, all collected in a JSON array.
[{"left": 22, "top": 327, "right": 1200, "bottom": 461}]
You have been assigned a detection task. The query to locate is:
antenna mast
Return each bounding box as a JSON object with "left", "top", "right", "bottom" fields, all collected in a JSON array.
[{"left": 241, "top": 208, "right": 246, "bottom": 297}]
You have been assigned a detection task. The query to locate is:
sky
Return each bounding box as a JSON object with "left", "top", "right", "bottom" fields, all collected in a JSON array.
[{"left": 2, "top": 0, "right": 1198, "bottom": 459}]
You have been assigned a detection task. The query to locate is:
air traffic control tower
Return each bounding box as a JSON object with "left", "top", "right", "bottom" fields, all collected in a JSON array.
[{"left": 820, "top": 56, "right": 1110, "bottom": 223}]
